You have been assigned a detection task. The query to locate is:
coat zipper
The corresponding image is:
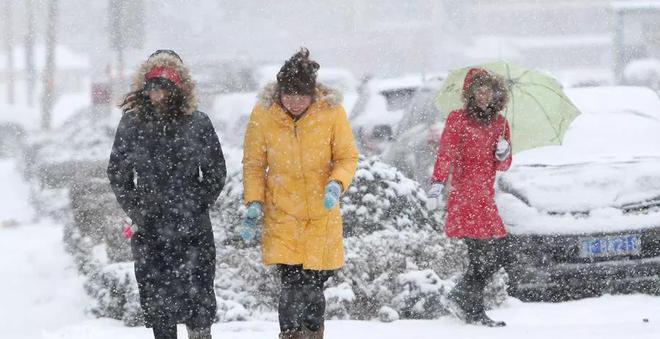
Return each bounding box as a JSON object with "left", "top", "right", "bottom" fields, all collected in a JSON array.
[{"left": 293, "top": 123, "right": 311, "bottom": 220}]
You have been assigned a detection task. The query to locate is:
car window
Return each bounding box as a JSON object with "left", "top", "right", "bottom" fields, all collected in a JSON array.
[
  {"left": 380, "top": 88, "right": 418, "bottom": 111},
  {"left": 396, "top": 88, "right": 442, "bottom": 136}
]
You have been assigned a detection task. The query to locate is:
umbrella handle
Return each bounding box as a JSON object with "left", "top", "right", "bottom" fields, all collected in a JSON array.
[{"left": 498, "top": 111, "right": 507, "bottom": 140}]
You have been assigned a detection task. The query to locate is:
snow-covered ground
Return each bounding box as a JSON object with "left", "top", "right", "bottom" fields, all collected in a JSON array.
[
  {"left": 1, "top": 157, "right": 659, "bottom": 338},
  {"left": 35, "top": 295, "right": 659, "bottom": 339},
  {"left": 0, "top": 161, "right": 34, "bottom": 226},
  {"left": 0, "top": 220, "right": 88, "bottom": 339}
]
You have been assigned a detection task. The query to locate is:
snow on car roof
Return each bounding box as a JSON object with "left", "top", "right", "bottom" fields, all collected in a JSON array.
[
  {"left": 370, "top": 74, "right": 425, "bottom": 92},
  {"left": 501, "top": 156, "right": 660, "bottom": 212},
  {"left": 564, "top": 86, "right": 660, "bottom": 119}
]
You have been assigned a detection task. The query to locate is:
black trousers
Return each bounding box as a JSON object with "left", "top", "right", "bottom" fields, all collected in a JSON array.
[
  {"left": 152, "top": 324, "right": 211, "bottom": 339},
  {"left": 278, "top": 264, "right": 333, "bottom": 332},
  {"left": 152, "top": 323, "right": 177, "bottom": 339},
  {"left": 449, "top": 237, "right": 509, "bottom": 316}
]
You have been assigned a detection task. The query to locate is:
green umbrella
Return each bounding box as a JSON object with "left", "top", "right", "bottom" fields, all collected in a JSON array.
[{"left": 436, "top": 61, "right": 580, "bottom": 153}]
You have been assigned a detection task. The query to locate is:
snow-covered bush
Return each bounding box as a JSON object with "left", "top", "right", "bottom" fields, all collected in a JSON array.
[
  {"left": 213, "top": 245, "right": 279, "bottom": 321},
  {"left": 85, "top": 262, "right": 144, "bottom": 326},
  {"left": 392, "top": 269, "right": 453, "bottom": 319},
  {"left": 324, "top": 282, "right": 355, "bottom": 320},
  {"left": 341, "top": 156, "right": 442, "bottom": 236},
  {"left": 22, "top": 106, "right": 119, "bottom": 221},
  {"left": 58, "top": 154, "right": 507, "bottom": 325},
  {"left": 34, "top": 107, "right": 119, "bottom": 171},
  {"left": 327, "top": 229, "right": 464, "bottom": 320},
  {"left": 210, "top": 171, "right": 253, "bottom": 247}
]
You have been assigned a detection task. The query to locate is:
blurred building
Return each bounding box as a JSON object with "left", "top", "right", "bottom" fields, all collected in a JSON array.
[{"left": 0, "top": 44, "right": 90, "bottom": 94}]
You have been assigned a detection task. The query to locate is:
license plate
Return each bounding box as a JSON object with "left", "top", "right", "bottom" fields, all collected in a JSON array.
[{"left": 579, "top": 234, "right": 641, "bottom": 258}]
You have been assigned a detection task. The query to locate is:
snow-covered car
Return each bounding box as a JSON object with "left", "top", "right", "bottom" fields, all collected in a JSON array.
[
  {"left": 211, "top": 92, "right": 257, "bottom": 147},
  {"left": 499, "top": 86, "right": 660, "bottom": 301},
  {"left": 381, "top": 77, "right": 445, "bottom": 188},
  {"left": 190, "top": 60, "right": 259, "bottom": 108},
  {"left": 350, "top": 75, "right": 430, "bottom": 155}
]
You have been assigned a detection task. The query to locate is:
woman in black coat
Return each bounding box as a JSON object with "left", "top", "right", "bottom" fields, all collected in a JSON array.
[{"left": 107, "top": 50, "right": 226, "bottom": 339}]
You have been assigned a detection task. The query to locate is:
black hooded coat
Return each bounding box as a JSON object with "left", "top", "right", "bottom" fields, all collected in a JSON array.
[{"left": 107, "top": 52, "right": 226, "bottom": 328}]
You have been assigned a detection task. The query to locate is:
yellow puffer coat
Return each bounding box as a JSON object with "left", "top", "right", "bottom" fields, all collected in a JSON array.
[{"left": 242, "top": 83, "right": 359, "bottom": 270}]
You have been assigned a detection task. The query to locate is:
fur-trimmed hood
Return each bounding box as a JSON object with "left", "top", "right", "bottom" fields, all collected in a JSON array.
[
  {"left": 130, "top": 53, "right": 197, "bottom": 115},
  {"left": 462, "top": 67, "right": 509, "bottom": 114},
  {"left": 257, "top": 82, "right": 343, "bottom": 109}
]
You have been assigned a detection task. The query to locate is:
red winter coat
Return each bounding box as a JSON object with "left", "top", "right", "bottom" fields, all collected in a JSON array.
[{"left": 432, "top": 109, "right": 512, "bottom": 239}]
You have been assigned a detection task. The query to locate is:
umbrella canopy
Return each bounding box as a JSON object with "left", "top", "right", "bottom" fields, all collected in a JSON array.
[{"left": 436, "top": 61, "right": 580, "bottom": 153}]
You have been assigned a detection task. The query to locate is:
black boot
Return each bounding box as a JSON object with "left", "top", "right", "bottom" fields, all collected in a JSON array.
[
  {"left": 467, "top": 311, "right": 506, "bottom": 327},
  {"left": 445, "top": 287, "right": 473, "bottom": 322}
]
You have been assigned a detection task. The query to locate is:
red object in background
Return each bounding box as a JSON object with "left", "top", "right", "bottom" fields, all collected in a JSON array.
[
  {"left": 426, "top": 125, "right": 442, "bottom": 146},
  {"left": 91, "top": 83, "right": 112, "bottom": 105},
  {"left": 122, "top": 220, "right": 134, "bottom": 239}
]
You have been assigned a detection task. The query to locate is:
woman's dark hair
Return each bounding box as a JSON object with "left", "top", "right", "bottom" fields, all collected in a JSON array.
[
  {"left": 119, "top": 49, "right": 187, "bottom": 116},
  {"left": 277, "top": 48, "right": 320, "bottom": 96},
  {"left": 119, "top": 82, "right": 186, "bottom": 117},
  {"left": 464, "top": 72, "right": 509, "bottom": 124}
]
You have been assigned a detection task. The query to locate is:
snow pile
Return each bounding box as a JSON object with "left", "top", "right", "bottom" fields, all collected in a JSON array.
[
  {"left": 564, "top": 86, "right": 660, "bottom": 120},
  {"left": 0, "top": 160, "right": 34, "bottom": 225},
  {"left": 378, "top": 306, "right": 400, "bottom": 323},
  {"left": 623, "top": 58, "right": 660, "bottom": 91}
]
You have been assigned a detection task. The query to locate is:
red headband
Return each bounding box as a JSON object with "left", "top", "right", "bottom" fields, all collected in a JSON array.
[{"left": 145, "top": 66, "right": 182, "bottom": 87}]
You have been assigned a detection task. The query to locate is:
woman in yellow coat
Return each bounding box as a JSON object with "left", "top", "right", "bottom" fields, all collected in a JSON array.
[{"left": 241, "top": 49, "right": 358, "bottom": 339}]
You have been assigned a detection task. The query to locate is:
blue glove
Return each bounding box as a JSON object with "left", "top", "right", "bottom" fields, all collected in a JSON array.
[
  {"left": 240, "top": 202, "right": 263, "bottom": 243},
  {"left": 323, "top": 181, "right": 343, "bottom": 210}
]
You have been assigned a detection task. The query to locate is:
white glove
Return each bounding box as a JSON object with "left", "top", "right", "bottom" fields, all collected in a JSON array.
[
  {"left": 426, "top": 182, "right": 446, "bottom": 210},
  {"left": 495, "top": 137, "right": 511, "bottom": 161}
]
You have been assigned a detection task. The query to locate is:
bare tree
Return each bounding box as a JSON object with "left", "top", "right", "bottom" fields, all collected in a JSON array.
[
  {"left": 4, "top": 0, "right": 15, "bottom": 104},
  {"left": 41, "top": 0, "right": 58, "bottom": 130},
  {"left": 25, "top": 0, "right": 36, "bottom": 107}
]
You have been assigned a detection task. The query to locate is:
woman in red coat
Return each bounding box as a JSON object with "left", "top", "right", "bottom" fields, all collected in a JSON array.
[{"left": 428, "top": 68, "right": 512, "bottom": 326}]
